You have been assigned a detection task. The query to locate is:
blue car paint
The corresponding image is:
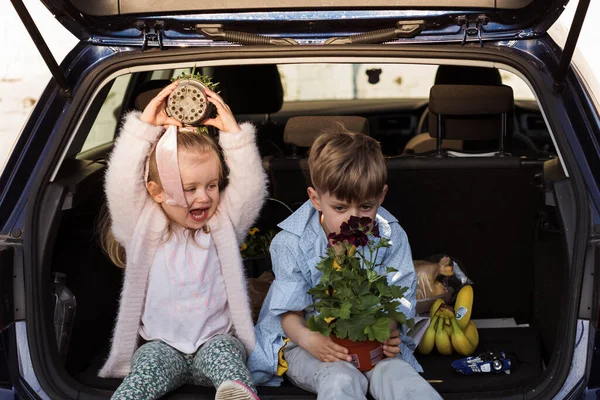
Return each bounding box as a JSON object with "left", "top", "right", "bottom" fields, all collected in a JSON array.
[{"left": 0, "top": 9, "right": 598, "bottom": 396}]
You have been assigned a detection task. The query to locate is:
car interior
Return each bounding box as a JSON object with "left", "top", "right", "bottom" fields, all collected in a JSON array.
[{"left": 44, "top": 60, "right": 568, "bottom": 398}]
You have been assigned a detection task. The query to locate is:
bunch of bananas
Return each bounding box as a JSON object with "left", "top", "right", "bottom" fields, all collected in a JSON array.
[{"left": 417, "top": 285, "right": 478, "bottom": 356}]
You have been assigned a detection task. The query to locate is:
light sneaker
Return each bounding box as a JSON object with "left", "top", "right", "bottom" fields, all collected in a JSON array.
[{"left": 215, "top": 380, "right": 260, "bottom": 400}]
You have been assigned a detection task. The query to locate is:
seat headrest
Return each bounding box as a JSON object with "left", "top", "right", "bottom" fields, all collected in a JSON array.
[
  {"left": 435, "top": 65, "right": 502, "bottom": 86},
  {"left": 134, "top": 79, "right": 172, "bottom": 111},
  {"left": 284, "top": 116, "right": 370, "bottom": 148},
  {"left": 211, "top": 64, "right": 284, "bottom": 115},
  {"left": 428, "top": 84, "right": 514, "bottom": 141}
]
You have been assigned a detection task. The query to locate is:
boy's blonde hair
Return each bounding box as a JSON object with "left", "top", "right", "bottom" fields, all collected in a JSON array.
[
  {"left": 100, "top": 128, "right": 227, "bottom": 268},
  {"left": 308, "top": 129, "right": 387, "bottom": 203}
]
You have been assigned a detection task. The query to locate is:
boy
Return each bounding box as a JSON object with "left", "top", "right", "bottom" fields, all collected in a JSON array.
[{"left": 249, "top": 130, "right": 440, "bottom": 399}]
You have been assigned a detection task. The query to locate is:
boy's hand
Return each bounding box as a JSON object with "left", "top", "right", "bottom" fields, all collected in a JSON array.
[
  {"left": 140, "top": 81, "right": 183, "bottom": 128},
  {"left": 382, "top": 328, "right": 401, "bottom": 358},
  {"left": 201, "top": 88, "right": 241, "bottom": 133},
  {"left": 300, "top": 331, "right": 353, "bottom": 363}
]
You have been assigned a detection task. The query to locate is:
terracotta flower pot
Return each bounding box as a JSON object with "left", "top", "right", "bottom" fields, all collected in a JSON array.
[{"left": 331, "top": 336, "right": 383, "bottom": 372}]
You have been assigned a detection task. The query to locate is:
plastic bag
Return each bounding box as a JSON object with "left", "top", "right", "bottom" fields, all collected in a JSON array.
[
  {"left": 414, "top": 254, "right": 472, "bottom": 314},
  {"left": 415, "top": 256, "right": 454, "bottom": 300}
]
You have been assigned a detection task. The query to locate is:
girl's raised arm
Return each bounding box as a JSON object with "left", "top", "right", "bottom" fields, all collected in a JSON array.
[
  {"left": 203, "top": 88, "right": 268, "bottom": 243},
  {"left": 104, "top": 83, "right": 181, "bottom": 246}
]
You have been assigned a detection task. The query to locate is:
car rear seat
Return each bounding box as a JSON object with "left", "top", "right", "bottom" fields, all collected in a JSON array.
[
  {"left": 268, "top": 115, "right": 370, "bottom": 209},
  {"left": 405, "top": 65, "right": 503, "bottom": 154},
  {"left": 212, "top": 64, "right": 286, "bottom": 162},
  {"left": 384, "top": 84, "right": 544, "bottom": 322}
]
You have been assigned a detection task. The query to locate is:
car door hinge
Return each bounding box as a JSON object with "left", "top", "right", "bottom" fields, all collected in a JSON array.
[
  {"left": 135, "top": 22, "right": 166, "bottom": 51},
  {"left": 457, "top": 15, "right": 490, "bottom": 47},
  {"left": 0, "top": 229, "right": 23, "bottom": 244}
]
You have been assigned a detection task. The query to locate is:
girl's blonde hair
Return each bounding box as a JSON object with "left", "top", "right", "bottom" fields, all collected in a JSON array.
[
  {"left": 308, "top": 129, "right": 387, "bottom": 203},
  {"left": 100, "top": 127, "right": 227, "bottom": 268}
]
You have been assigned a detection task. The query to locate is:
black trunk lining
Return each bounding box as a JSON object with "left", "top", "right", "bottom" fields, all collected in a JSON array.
[
  {"left": 417, "top": 327, "right": 543, "bottom": 395},
  {"left": 73, "top": 327, "right": 541, "bottom": 398}
]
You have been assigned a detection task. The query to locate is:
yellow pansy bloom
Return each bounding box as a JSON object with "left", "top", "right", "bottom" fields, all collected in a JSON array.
[
  {"left": 348, "top": 245, "right": 357, "bottom": 256},
  {"left": 324, "top": 317, "right": 335, "bottom": 324},
  {"left": 240, "top": 243, "right": 248, "bottom": 251},
  {"left": 248, "top": 227, "right": 259, "bottom": 236},
  {"left": 333, "top": 260, "right": 342, "bottom": 271}
]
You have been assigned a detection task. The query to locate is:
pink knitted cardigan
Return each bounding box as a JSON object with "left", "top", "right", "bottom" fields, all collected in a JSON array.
[{"left": 99, "top": 112, "right": 267, "bottom": 378}]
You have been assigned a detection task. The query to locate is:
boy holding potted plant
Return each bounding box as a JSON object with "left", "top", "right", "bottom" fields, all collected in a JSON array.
[{"left": 249, "top": 131, "right": 440, "bottom": 399}]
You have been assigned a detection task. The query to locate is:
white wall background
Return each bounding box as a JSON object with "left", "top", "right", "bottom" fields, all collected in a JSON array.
[
  {"left": 0, "top": 0, "right": 599, "bottom": 174},
  {"left": 0, "top": 0, "right": 77, "bottom": 172}
]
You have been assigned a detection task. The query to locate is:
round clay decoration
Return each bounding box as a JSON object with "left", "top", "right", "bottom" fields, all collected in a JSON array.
[{"left": 166, "top": 79, "right": 212, "bottom": 126}]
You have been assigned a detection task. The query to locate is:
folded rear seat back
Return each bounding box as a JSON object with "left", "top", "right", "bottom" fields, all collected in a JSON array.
[{"left": 385, "top": 84, "right": 543, "bottom": 322}]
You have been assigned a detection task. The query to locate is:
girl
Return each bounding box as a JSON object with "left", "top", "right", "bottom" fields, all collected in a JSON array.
[{"left": 99, "top": 81, "right": 267, "bottom": 400}]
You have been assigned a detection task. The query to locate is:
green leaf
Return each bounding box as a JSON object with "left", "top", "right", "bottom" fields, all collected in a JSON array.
[
  {"left": 320, "top": 304, "right": 351, "bottom": 319},
  {"left": 367, "top": 269, "right": 380, "bottom": 283},
  {"left": 343, "top": 313, "right": 375, "bottom": 341},
  {"left": 385, "top": 267, "right": 398, "bottom": 274},
  {"left": 307, "top": 315, "right": 332, "bottom": 337},
  {"left": 356, "top": 295, "right": 381, "bottom": 311},
  {"left": 364, "top": 318, "right": 392, "bottom": 342},
  {"left": 307, "top": 286, "right": 327, "bottom": 297},
  {"left": 389, "top": 285, "right": 408, "bottom": 299},
  {"left": 338, "top": 302, "right": 352, "bottom": 319},
  {"left": 333, "top": 319, "right": 350, "bottom": 339},
  {"left": 347, "top": 322, "right": 368, "bottom": 342},
  {"left": 354, "top": 281, "right": 371, "bottom": 297},
  {"left": 386, "top": 309, "right": 408, "bottom": 326},
  {"left": 375, "top": 280, "right": 392, "bottom": 297}
]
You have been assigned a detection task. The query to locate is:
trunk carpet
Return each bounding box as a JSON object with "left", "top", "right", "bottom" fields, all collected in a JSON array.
[
  {"left": 76, "top": 328, "right": 542, "bottom": 398},
  {"left": 417, "top": 327, "right": 543, "bottom": 395}
]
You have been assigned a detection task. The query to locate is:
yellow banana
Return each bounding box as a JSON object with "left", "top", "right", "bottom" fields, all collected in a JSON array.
[
  {"left": 449, "top": 316, "right": 477, "bottom": 356},
  {"left": 418, "top": 315, "right": 439, "bottom": 355},
  {"left": 437, "top": 305, "right": 454, "bottom": 319},
  {"left": 455, "top": 285, "right": 473, "bottom": 330},
  {"left": 435, "top": 317, "right": 453, "bottom": 355},
  {"left": 429, "top": 298, "right": 445, "bottom": 317},
  {"left": 437, "top": 306, "right": 453, "bottom": 337},
  {"left": 443, "top": 323, "right": 452, "bottom": 336},
  {"left": 463, "top": 320, "right": 479, "bottom": 348}
]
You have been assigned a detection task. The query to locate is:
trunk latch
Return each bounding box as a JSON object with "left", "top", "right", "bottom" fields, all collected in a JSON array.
[{"left": 457, "top": 15, "right": 490, "bottom": 47}]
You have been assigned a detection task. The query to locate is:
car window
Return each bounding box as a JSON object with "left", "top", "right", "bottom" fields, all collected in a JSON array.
[
  {"left": 278, "top": 63, "right": 437, "bottom": 101},
  {"left": 80, "top": 74, "right": 132, "bottom": 152},
  {"left": 278, "top": 63, "right": 535, "bottom": 101},
  {"left": 499, "top": 70, "right": 535, "bottom": 101}
]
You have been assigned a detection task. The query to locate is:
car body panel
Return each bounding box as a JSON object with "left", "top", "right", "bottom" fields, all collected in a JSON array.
[
  {"left": 1, "top": 0, "right": 599, "bottom": 398},
  {"left": 40, "top": 0, "right": 569, "bottom": 46}
]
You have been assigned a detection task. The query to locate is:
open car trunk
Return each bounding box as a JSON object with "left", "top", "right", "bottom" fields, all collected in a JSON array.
[
  {"left": 30, "top": 54, "right": 574, "bottom": 400},
  {"left": 49, "top": 154, "right": 566, "bottom": 399}
]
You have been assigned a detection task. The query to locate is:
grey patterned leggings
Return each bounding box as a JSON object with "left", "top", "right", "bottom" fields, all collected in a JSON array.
[{"left": 111, "top": 334, "right": 256, "bottom": 400}]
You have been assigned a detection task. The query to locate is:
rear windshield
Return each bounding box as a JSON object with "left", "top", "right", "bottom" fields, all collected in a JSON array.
[{"left": 277, "top": 63, "right": 535, "bottom": 101}]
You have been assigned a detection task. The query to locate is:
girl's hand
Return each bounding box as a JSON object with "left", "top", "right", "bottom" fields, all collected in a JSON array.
[
  {"left": 300, "top": 331, "right": 352, "bottom": 363},
  {"left": 140, "top": 81, "right": 183, "bottom": 128},
  {"left": 201, "top": 88, "right": 241, "bottom": 133},
  {"left": 382, "top": 328, "right": 401, "bottom": 358}
]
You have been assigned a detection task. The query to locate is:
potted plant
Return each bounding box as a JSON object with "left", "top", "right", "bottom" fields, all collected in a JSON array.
[
  {"left": 241, "top": 227, "right": 277, "bottom": 277},
  {"left": 306, "top": 216, "right": 414, "bottom": 371}
]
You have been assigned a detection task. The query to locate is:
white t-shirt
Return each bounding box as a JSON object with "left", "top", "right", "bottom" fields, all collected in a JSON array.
[{"left": 140, "top": 228, "right": 232, "bottom": 354}]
